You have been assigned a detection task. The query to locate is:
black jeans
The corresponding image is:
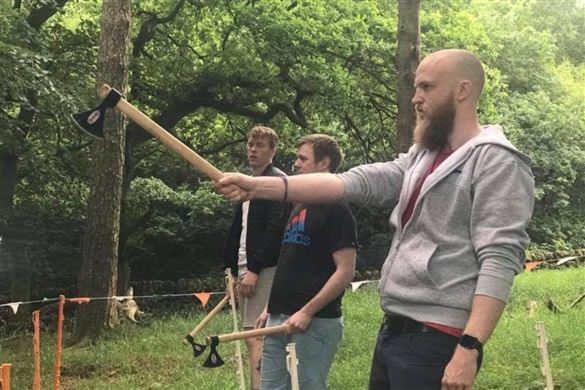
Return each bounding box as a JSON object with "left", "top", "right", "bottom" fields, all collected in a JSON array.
[{"left": 368, "top": 323, "right": 483, "bottom": 390}]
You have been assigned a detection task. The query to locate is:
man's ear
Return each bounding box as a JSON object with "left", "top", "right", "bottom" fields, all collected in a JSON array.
[
  {"left": 318, "top": 157, "right": 331, "bottom": 172},
  {"left": 457, "top": 80, "right": 472, "bottom": 102}
]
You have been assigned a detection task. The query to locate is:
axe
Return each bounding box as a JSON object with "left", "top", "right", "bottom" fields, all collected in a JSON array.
[
  {"left": 203, "top": 324, "right": 291, "bottom": 368},
  {"left": 183, "top": 295, "right": 230, "bottom": 358},
  {"left": 72, "top": 84, "right": 223, "bottom": 181}
]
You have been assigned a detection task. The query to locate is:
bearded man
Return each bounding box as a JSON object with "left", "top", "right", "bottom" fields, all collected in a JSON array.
[{"left": 216, "top": 49, "right": 535, "bottom": 390}]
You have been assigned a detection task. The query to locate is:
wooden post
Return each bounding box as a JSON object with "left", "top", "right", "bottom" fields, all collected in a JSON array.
[
  {"left": 53, "top": 295, "right": 65, "bottom": 390},
  {"left": 226, "top": 270, "right": 246, "bottom": 390},
  {"left": 535, "top": 322, "right": 554, "bottom": 390},
  {"left": 1, "top": 363, "right": 12, "bottom": 390},
  {"left": 286, "top": 343, "right": 300, "bottom": 390},
  {"left": 32, "top": 310, "right": 41, "bottom": 390}
]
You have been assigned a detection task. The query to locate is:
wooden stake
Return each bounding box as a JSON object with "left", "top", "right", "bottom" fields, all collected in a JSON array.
[
  {"left": 535, "top": 322, "right": 554, "bottom": 390},
  {"left": 226, "top": 270, "right": 246, "bottom": 390},
  {"left": 53, "top": 295, "right": 65, "bottom": 390},
  {"left": 1, "top": 364, "right": 12, "bottom": 390},
  {"left": 32, "top": 310, "right": 41, "bottom": 390},
  {"left": 286, "top": 343, "right": 300, "bottom": 390}
]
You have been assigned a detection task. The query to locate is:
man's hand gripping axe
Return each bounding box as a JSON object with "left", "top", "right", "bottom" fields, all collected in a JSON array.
[{"left": 203, "top": 324, "right": 291, "bottom": 368}]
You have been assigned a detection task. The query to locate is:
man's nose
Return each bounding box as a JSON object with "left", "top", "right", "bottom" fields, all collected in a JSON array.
[{"left": 412, "top": 92, "right": 421, "bottom": 105}]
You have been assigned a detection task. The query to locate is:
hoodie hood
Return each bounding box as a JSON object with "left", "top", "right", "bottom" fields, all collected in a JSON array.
[{"left": 468, "top": 125, "right": 531, "bottom": 165}]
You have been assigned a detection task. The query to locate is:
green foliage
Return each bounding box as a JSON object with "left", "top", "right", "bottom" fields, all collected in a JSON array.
[
  {"left": 2, "top": 0, "right": 585, "bottom": 291},
  {"left": 502, "top": 90, "right": 585, "bottom": 248},
  {"left": 0, "top": 0, "right": 97, "bottom": 219},
  {"left": 125, "top": 181, "right": 232, "bottom": 281}
]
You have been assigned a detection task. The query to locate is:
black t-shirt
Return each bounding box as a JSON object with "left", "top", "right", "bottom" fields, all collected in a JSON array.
[{"left": 267, "top": 203, "right": 358, "bottom": 318}]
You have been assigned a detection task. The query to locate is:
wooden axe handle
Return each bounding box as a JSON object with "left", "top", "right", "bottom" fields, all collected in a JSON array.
[
  {"left": 187, "top": 295, "right": 230, "bottom": 338},
  {"left": 206, "top": 324, "right": 291, "bottom": 345},
  {"left": 98, "top": 84, "right": 223, "bottom": 181}
]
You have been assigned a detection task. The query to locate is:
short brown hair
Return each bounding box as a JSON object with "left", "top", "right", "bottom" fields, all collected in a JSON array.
[
  {"left": 247, "top": 126, "right": 279, "bottom": 149},
  {"left": 296, "top": 134, "right": 344, "bottom": 173}
]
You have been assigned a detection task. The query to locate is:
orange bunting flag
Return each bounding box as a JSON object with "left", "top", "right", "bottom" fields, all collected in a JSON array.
[
  {"left": 69, "top": 297, "right": 91, "bottom": 304},
  {"left": 524, "top": 261, "right": 543, "bottom": 272},
  {"left": 193, "top": 292, "right": 211, "bottom": 308}
]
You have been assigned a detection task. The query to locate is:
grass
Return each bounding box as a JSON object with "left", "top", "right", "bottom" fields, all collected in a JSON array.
[{"left": 1, "top": 268, "right": 584, "bottom": 389}]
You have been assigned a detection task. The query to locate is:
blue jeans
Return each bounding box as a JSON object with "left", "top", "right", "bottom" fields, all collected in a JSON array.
[
  {"left": 260, "top": 313, "right": 343, "bottom": 390},
  {"left": 368, "top": 325, "right": 483, "bottom": 390}
]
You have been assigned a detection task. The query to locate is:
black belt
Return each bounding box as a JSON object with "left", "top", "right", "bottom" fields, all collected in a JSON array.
[{"left": 382, "top": 313, "right": 439, "bottom": 334}]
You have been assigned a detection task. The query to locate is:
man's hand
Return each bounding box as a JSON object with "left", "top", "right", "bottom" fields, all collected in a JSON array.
[
  {"left": 255, "top": 306, "right": 268, "bottom": 329},
  {"left": 441, "top": 345, "right": 478, "bottom": 390},
  {"left": 240, "top": 271, "right": 259, "bottom": 298},
  {"left": 214, "top": 173, "right": 254, "bottom": 203},
  {"left": 286, "top": 308, "right": 313, "bottom": 333}
]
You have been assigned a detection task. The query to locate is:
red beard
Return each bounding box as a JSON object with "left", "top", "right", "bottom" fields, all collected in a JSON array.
[{"left": 413, "top": 96, "right": 456, "bottom": 151}]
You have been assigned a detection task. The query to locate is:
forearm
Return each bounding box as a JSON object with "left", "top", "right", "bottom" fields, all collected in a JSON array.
[
  {"left": 442, "top": 295, "right": 504, "bottom": 388},
  {"left": 252, "top": 173, "right": 345, "bottom": 204},
  {"left": 463, "top": 294, "right": 506, "bottom": 343},
  {"left": 300, "top": 266, "right": 354, "bottom": 317}
]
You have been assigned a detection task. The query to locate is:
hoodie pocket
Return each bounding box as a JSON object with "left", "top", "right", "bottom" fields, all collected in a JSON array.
[{"left": 383, "top": 237, "right": 439, "bottom": 302}]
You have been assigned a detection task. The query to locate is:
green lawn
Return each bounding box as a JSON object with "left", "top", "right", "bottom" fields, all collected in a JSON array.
[{"left": 2, "top": 267, "right": 584, "bottom": 389}]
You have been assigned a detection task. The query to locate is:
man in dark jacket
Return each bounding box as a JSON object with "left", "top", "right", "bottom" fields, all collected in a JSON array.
[{"left": 224, "top": 125, "right": 288, "bottom": 390}]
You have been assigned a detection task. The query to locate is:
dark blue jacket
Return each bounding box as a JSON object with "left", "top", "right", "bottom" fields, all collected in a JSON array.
[{"left": 224, "top": 163, "right": 290, "bottom": 276}]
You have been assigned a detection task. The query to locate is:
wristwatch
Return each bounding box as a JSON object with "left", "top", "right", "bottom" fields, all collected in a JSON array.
[{"left": 459, "top": 334, "right": 483, "bottom": 353}]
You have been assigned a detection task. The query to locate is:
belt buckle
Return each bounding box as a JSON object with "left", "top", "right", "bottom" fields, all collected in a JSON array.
[{"left": 383, "top": 314, "right": 408, "bottom": 333}]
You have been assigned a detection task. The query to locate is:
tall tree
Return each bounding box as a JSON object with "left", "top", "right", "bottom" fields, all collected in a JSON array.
[
  {"left": 396, "top": 0, "right": 420, "bottom": 153},
  {"left": 75, "top": 0, "right": 132, "bottom": 341}
]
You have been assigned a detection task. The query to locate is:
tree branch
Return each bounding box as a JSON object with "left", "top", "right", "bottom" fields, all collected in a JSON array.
[
  {"left": 127, "top": 84, "right": 311, "bottom": 147},
  {"left": 26, "top": 0, "right": 69, "bottom": 30},
  {"left": 344, "top": 115, "right": 375, "bottom": 163},
  {"left": 133, "top": 0, "right": 188, "bottom": 57}
]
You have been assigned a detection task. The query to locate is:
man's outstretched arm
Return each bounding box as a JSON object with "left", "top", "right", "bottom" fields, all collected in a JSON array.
[{"left": 216, "top": 172, "right": 345, "bottom": 204}]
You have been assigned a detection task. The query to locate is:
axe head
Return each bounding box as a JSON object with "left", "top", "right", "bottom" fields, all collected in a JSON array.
[
  {"left": 184, "top": 335, "right": 206, "bottom": 358},
  {"left": 203, "top": 336, "right": 225, "bottom": 368},
  {"left": 71, "top": 88, "right": 123, "bottom": 139}
]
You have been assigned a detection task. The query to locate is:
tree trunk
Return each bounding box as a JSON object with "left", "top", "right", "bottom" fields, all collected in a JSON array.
[
  {"left": 396, "top": 0, "right": 421, "bottom": 154},
  {"left": 75, "top": 0, "right": 132, "bottom": 342},
  {"left": 8, "top": 243, "right": 32, "bottom": 327},
  {"left": 116, "top": 142, "right": 136, "bottom": 295},
  {"left": 0, "top": 147, "right": 18, "bottom": 212}
]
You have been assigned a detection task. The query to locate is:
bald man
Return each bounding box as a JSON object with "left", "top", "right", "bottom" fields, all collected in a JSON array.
[{"left": 216, "top": 49, "right": 535, "bottom": 390}]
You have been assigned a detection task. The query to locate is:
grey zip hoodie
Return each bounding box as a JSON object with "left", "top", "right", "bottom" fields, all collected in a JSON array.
[{"left": 339, "top": 125, "right": 535, "bottom": 328}]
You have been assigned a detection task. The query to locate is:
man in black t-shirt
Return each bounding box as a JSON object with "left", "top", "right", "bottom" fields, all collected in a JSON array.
[{"left": 256, "top": 134, "right": 358, "bottom": 390}]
